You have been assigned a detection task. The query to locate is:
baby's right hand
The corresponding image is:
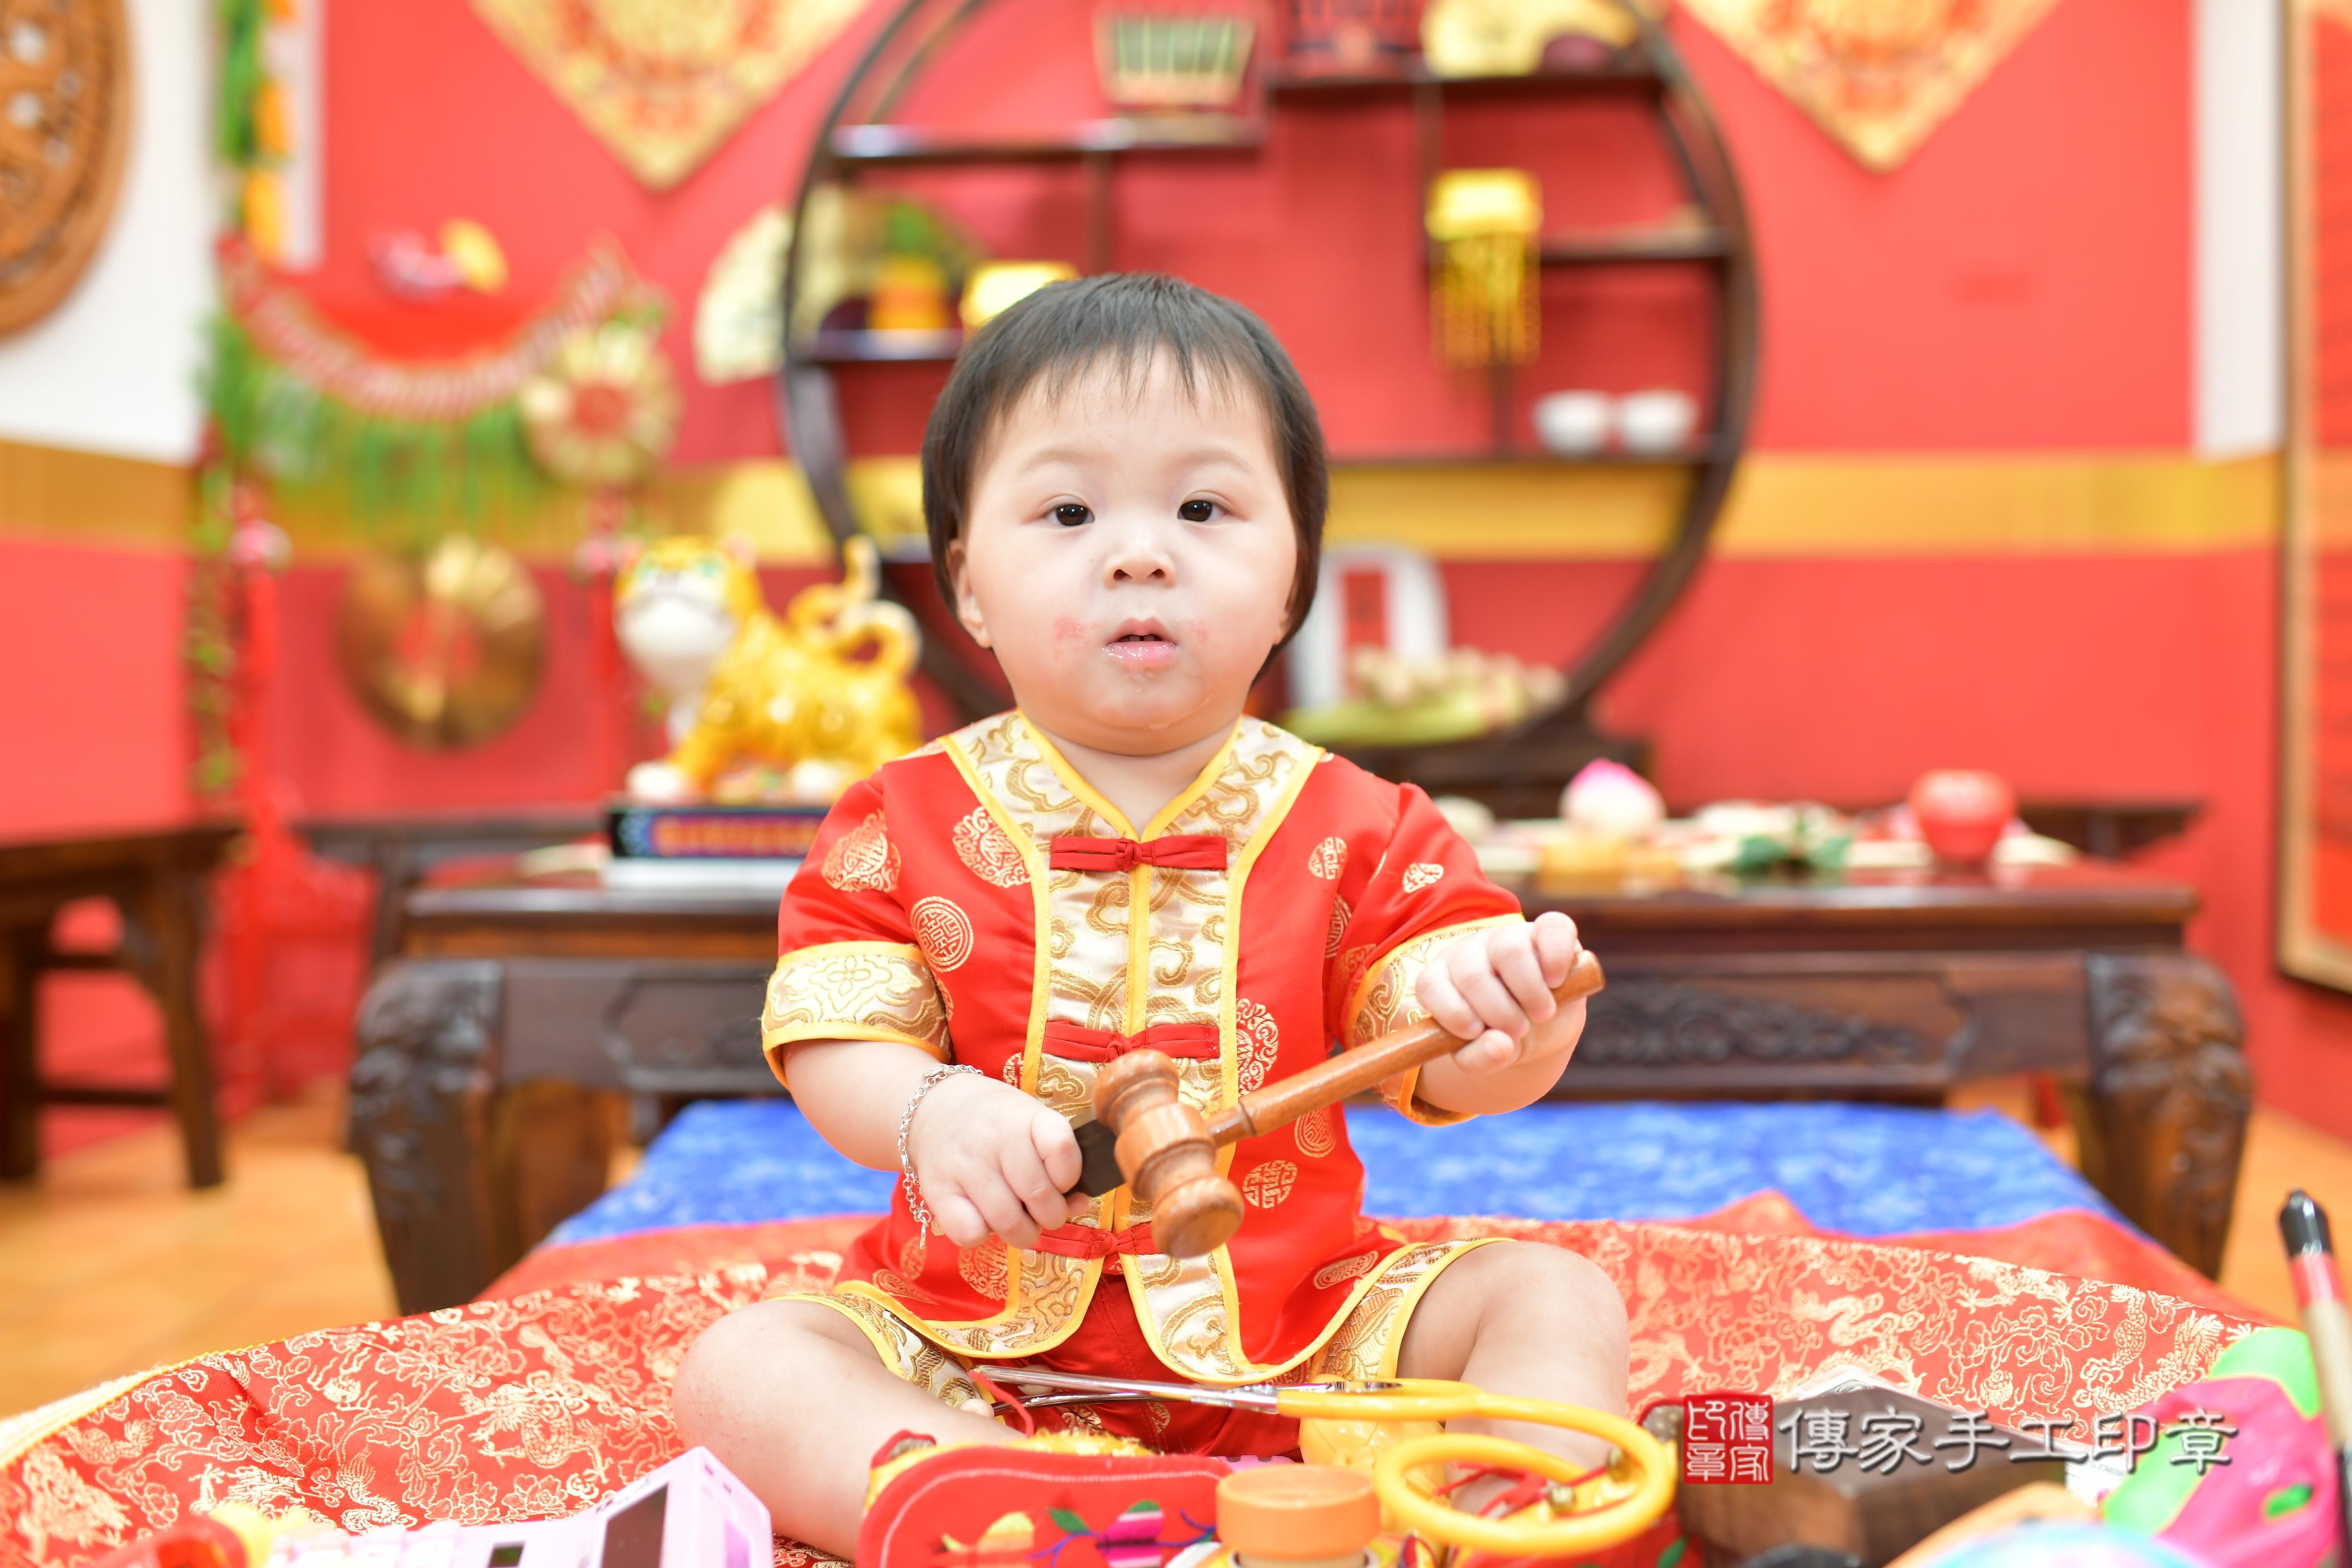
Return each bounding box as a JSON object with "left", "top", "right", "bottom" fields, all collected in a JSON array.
[{"left": 906, "top": 1072, "right": 1082, "bottom": 1250}]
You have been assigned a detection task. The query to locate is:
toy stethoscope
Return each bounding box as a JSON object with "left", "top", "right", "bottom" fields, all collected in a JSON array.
[{"left": 993, "top": 1369, "right": 1677, "bottom": 1558}]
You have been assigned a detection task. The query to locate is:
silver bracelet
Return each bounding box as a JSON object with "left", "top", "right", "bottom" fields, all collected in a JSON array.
[{"left": 897, "top": 1063, "right": 979, "bottom": 1237}]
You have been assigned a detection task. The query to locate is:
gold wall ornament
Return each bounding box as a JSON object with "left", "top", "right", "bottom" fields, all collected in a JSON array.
[
  {"left": 0, "top": 0, "right": 133, "bottom": 334},
  {"left": 1679, "top": 0, "right": 2064, "bottom": 172},
  {"left": 1426, "top": 170, "right": 1541, "bottom": 370},
  {"left": 518, "top": 320, "right": 681, "bottom": 489},
  {"left": 466, "top": 0, "right": 873, "bottom": 189},
  {"left": 336, "top": 537, "right": 548, "bottom": 749}
]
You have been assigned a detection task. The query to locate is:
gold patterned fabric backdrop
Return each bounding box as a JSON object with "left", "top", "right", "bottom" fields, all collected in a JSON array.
[
  {"left": 0, "top": 1214, "right": 2252, "bottom": 1566},
  {"left": 1677, "top": 0, "right": 2066, "bottom": 171},
  {"left": 467, "top": 0, "right": 873, "bottom": 188}
]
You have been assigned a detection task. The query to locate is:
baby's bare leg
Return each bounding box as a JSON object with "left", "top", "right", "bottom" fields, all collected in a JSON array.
[
  {"left": 673, "top": 1299, "right": 1011, "bottom": 1555},
  {"left": 1395, "top": 1241, "right": 1631, "bottom": 1473}
]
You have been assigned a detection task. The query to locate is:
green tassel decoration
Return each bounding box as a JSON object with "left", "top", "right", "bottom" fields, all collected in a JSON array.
[{"left": 203, "top": 316, "right": 549, "bottom": 529}]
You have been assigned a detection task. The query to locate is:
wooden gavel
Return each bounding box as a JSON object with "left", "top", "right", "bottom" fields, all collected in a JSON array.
[{"left": 1072, "top": 949, "right": 1605, "bottom": 1257}]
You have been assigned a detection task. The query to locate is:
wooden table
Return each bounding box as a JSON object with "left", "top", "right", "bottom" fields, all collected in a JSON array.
[
  {"left": 298, "top": 809, "right": 601, "bottom": 967},
  {"left": 0, "top": 823, "right": 243, "bottom": 1187},
  {"left": 349, "top": 861, "right": 2249, "bottom": 1313}
]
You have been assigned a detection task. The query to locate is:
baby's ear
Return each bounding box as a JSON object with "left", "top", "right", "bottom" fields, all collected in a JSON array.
[{"left": 944, "top": 538, "right": 991, "bottom": 649}]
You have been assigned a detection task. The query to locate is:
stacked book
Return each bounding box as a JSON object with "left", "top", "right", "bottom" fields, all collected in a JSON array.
[{"left": 601, "top": 801, "right": 828, "bottom": 892}]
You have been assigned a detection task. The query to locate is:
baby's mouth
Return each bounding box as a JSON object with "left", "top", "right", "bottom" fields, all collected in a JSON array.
[{"left": 1104, "top": 624, "right": 1179, "bottom": 668}]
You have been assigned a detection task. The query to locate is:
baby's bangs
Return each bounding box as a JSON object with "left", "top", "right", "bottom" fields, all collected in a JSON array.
[{"left": 1020, "top": 287, "right": 1267, "bottom": 414}]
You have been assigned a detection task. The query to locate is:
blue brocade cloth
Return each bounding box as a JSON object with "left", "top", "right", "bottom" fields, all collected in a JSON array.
[{"left": 545, "top": 1097, "right": 2120, "bottom": 1248}]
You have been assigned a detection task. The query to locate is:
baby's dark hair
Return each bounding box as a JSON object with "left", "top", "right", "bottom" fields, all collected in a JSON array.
[{"left": 920, "top": 272, "right": 1328, "bottom": 644}]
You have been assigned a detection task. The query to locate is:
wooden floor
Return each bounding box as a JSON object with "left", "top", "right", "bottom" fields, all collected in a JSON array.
[
  {"left": 0, "top": 1088, "right": 395, "bottom": 1416},
  {"left": 1, "top": 1088, "right": 2347, "bottom": 1418}
]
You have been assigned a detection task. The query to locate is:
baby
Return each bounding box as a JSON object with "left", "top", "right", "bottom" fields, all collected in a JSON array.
[{"left": 673, "top": 273, "right": 1628, "bottom": 1554}]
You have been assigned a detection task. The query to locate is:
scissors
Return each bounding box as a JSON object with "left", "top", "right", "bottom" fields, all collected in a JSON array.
[{"left": 989, "top": 1368, "right": 1676, "bottom": 1558}]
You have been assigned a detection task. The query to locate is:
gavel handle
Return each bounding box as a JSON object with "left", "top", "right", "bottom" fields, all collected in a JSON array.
[{"left": 1206, "top": 949, "right": 1604, "bottom": 1145}]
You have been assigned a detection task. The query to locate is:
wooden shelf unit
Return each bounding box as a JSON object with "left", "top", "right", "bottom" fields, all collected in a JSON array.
[
  {"left": 828, "top": 115, "right": 1267, "bottom": 166},
  {"left": 1268, "top": 61, "right": 1665, "bottom": 95},
  {"left": 1540, "top": 224, "right": 1730, "bottom": 265},
  {"left": 798, "top": 328, "right": 966, "bottom": 364},
  {"left": 778, "top": 0, "right": 1760, "bottom": 803}
]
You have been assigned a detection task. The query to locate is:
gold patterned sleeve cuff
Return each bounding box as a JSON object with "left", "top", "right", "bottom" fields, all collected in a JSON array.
[
  {"left": 761, "top": 942, "right": 952, "bottom": 1087},
  {"left": 1342, "top": 916, "right": 1525, "bottom": 1125}
]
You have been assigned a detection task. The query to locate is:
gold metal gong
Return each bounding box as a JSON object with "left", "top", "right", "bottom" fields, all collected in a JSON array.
[{"left": 336, "top": 536, "right": 546, "bottom": 748}]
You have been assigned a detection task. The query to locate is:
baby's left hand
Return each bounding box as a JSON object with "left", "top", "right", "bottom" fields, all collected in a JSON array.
[{"left": 1415, "top": 911, "right": 1586, "bottom": 1076}]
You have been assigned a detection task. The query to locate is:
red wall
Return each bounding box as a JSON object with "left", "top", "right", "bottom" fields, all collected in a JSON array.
[
  {"left": 310, "top": 0, "right": 2190, "bottom": 456},
  {"left": 0, "top": 538, "right": 195, "bottom": 1149},
  {"left": 1684, "top": 6, "right": 2192, "bottom": 451},
  {"left": 0, "top": 539, "right": 191, "bottom": 835},
  {"left": 252, "top": 0, "right": 2352, "bottom": 1132}
]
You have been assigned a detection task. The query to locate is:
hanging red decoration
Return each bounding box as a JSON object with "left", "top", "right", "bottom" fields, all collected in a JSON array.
[{"left": 219, "top": 239, "right": 652, "bottom": 426}]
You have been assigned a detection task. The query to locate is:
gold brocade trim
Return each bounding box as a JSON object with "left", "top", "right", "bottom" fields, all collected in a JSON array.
[
  {"left": 926, "top": 712, "right": 1245, "bottom": 1361},
  {"left": 936, "top": 716, "right": 1097, "bottom": 1341},
  {"left": 1315, "top": 1240, "right": 1496, "bottom": 1382},
  {"left": 903, "top": 714, "right": 1329, "bottom": 1376},
  {"left": 777, "top": 1292, "right": 992, "bottom": 1415},
  {"left": 783, "top": 1239, "right": 1496, "bottom": 1403},
  {"left": 832, "top": 1261, "right": 1106, "bottom": 1360},
  {"left": 1343, "top": 916, "right": 1524, "bottom": 1125},
  {"left": 1100, "top": 721, "right": 1321, "bottom": 1381},
  {"left": 1136, "top": 728, "right": 1324, "bottom": 1381},
  {"left": 761, "top": 942, "right": 950, "bottom": 1083},
  {"left": 0, "top": 1365, "right": 178, "bottom": 1472}
]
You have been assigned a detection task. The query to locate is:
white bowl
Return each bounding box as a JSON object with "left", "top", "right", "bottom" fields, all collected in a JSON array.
[
  {"left": 1533, "top": 390, "right": 1614, "bottom": 455},
  {"left": 1615, "top": 389, "right": 1700, "bottom": 454}
]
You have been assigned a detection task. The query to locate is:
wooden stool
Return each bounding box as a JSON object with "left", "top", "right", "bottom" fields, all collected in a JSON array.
[{"left": 0, "top": 824, "right": 241, "bottom": 1187}]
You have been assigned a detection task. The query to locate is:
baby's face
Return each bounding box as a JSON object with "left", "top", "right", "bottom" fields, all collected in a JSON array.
[{"left": 950, "top": 353, "right": 1298, "bottom": 755}]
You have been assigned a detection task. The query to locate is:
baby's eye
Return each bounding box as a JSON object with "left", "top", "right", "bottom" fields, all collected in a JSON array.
[
  {"left": 1054, "top": 503, "right": 1092, "bottom": 528},
  {"left": 1178, "top": 499, "right": 1217, "bottom": 522}
]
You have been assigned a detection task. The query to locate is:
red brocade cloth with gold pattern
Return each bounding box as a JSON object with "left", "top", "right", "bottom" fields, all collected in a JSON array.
[
  {"left": 759, "top": 713, "right": 1523, "bottom": 1382},
  {"left": 0, "top": 1210, "right": 2265, "bottom": 1566}
]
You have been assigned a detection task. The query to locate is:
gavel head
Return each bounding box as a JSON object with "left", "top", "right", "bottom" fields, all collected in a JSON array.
[{"left": 1091, "top": 1048, "right": 1244, "bottom": 1258}]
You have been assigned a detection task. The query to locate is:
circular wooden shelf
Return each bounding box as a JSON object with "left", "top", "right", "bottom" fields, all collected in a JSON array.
[{"left": 776, "top": 0, "right": 1759, "bottom": 811}]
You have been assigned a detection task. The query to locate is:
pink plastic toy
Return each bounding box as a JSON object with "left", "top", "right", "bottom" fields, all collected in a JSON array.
[{"left": 2134, "top": 1376, "right": 2339, "bottom": 1568}]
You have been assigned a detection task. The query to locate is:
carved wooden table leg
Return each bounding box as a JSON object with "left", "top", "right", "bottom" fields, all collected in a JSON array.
[
  {"left": 2072, "top": 953, "right": 2252, "bottom": 1278},
  {"left": 349, "top": 961, "right": 507, "bottom": 1313},
  {"left": 485, "top": 1079, "right": 618, "bottom": 1268}
]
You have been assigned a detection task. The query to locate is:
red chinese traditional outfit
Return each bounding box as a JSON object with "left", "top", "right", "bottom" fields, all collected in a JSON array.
[{"left": 760, "top": 712, "right": 1521, "bottom": 1450}]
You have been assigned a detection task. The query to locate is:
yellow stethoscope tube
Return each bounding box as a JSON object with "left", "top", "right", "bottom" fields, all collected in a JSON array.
[
  {"left": 1268, "top": 1381, "right": 1676, "bottom": 1556},
  {"left": 995, "top": 1371, "right": 1677, "bottom": 1557}
]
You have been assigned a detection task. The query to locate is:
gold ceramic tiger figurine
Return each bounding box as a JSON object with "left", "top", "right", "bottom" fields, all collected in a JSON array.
[{"left": 615, "top": 533, "right": 922, "bottom": 803}]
